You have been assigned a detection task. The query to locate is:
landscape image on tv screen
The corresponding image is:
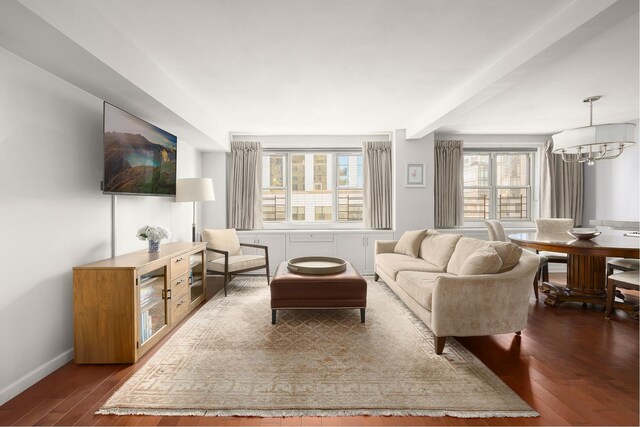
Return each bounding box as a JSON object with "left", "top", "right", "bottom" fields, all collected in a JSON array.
[{"left": 103, "top": 102, "right": 177, "bottom": 196}]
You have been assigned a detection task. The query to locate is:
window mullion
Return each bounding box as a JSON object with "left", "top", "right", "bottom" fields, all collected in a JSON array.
[
  {"left": 286, "top": 153, "right": 291, "bottom": 222},
  {"left": 333, "top": 153, "right": 338, "bottom": 222},
  {"left": 491, "top": 153, "right": 497, "bottom": 220}
]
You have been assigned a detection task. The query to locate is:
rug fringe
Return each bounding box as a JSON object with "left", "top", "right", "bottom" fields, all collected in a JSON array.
[
  {"left": 96, "top": 408, "right": 207, "bottom": 416},
  {"left": 96, "top": 408, "right": 539, "bottom": 418}
]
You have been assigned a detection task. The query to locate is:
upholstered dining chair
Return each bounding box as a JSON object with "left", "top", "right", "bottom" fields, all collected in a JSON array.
[
  {"left": 202, "top": 228, "right": 270, "bottom": 297},
  {"left": 607, "top": 258, "right": 640, "bottom": 275},
  {"left": 534, "top": 218, "right": 573, "bottom": 282},
  {"left": 484, "top": 219, "right": 548, "bottom": 300},
  {"left": 605, "top": 270, "right": 639, "bottom": 319}
]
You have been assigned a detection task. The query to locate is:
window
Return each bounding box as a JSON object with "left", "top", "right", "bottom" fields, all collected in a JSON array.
[
  {"left": 261, "top": 151, "right": 364, "bottom": 224},
  {"left": 314, "top": 206, "right": 332, "bottom": 221},
  {"left": 313, "top": 155, "right": 328, "bottom": 190},
  {"left": 291, "top": 155, "right": 305, "bottom": 191},
  {"left": 262, "top": 154, "right": 286, "bottom": 222},
  {"left": 292, "top": 206, "right": 305, "bottom": 221},
  {"left": 337, "top": 154, "right": 364, "bottom": 221},
  {"left": 463, "top": 151, "right": 533, "bottom": 222}
]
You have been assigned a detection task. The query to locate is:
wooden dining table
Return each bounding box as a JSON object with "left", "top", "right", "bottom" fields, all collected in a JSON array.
[{"left": 508, "top": 231, "right": 640, "bottom": 307}]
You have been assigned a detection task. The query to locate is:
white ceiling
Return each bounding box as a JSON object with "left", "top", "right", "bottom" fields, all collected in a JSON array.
[{"left": 5, "top": 0, "right": 640, "bottom": 149}]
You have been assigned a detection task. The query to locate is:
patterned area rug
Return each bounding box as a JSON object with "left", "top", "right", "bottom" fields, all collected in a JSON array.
[{"left": 98, "top": 277, "right": 537, "bottom": 418}]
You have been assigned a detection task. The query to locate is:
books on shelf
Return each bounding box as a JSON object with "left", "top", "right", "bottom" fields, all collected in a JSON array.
[{"left": 140, "top": 310, "right": 152, "bottom": 343}]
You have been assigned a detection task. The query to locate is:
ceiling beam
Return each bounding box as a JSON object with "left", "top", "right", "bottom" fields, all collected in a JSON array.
[{"left": 406, "top": 0, "right": 636, "bottom": 140}]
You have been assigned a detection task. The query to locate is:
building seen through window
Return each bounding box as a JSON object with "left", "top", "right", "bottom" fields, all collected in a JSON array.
[{"left": 262, "top": 152, "right": 364, "bottom": 223}]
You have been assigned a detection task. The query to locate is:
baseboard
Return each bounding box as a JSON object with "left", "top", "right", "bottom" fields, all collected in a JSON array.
[{"left": 0, "top": 348, "right": 74, "bottom": 405}]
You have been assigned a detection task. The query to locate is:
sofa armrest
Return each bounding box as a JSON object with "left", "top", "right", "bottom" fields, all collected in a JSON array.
[
  {"left": 375, "top": 240, "right": 398, "bottom": 255},
  {"left": 429, "top": 251, "right": 539, "bottom": 337}
]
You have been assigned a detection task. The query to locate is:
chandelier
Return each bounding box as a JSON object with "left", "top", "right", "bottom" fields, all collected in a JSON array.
[{"left": 552, "top": 96, "right": 636, "bottom": 166}]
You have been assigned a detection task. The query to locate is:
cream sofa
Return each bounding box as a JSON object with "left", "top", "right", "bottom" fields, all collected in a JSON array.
[{"left": 374, "top": 230, "right": 539, "bottom": 354}]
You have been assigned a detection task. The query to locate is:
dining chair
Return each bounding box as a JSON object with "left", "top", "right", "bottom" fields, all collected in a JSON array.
[
  {"left": 202, "top": 228, "right": 270, "bottom": 297},
  {"left": 534, "top": 218, "right": 575, "bottom": 234},
  {"left": 484, "top": 219, "right": 548, "bottom": 300},
  {"left": 605, "top": 270, "right": 639, "bottom": 319},
  {"left": 607, "top": 258, "right": 640, "bottom": 275},
  {"left": 534, "top": 219, "right": 572, "bottom": 275}
]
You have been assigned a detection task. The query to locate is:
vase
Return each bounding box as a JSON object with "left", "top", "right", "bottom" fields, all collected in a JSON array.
[{"left": 148, "top": 239, "right": 160, "bottom": 253}]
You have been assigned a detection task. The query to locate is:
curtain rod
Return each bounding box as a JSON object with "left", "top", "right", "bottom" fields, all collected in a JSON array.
[
  {"left": 262, "top": 147, "right": 362, "bottom": 153},
  {"left": 464, "top": 147, "right": 538, "bottom": 153}
]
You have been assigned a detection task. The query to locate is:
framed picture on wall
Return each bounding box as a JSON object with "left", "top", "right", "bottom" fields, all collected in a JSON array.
[{"left": 405, "top": 163, "right": 425, "bottom": 187}]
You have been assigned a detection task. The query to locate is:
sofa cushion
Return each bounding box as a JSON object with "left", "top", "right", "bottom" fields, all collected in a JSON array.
[
  {"left": 419, "top": 231, "right": 462, "bottom": 270},
  {"left": 376, "top": 253, "right": 442, "bottom": 281},
  {"left": 207, "top": 254, "right": 265, "bottom": 273},
  {"left": 396, "top": 271, "right": 455, "bottom": 310},
  {"left": 458, "top": 247, "right": 503, "bottom": 275},
  {"left": 489, "top": 241, "right": 523, "bottom": 273},
  {"left": 394, "top": 229, "right": 428, "bottom": 257}
]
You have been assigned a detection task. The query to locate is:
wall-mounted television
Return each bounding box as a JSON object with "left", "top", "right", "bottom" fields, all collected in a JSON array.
[{"left": 103, "top": 102, "right": 177, "bottom": 196}]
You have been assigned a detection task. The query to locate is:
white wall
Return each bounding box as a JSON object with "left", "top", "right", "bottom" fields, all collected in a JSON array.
[
  {"left": 0, "top": 47, "right": 202, "bottom": 404},
  {"left": 583, "top": 119, "right": 640, "bottom": 224},
  {"left": 394, "top": 129, "right": 435, "bottom": 236},
  {"left": 114, "top": 141, "right": 201, "bottom": 255}
]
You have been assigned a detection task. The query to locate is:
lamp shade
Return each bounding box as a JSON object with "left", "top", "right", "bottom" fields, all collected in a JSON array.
[
  {"left": 552, "top": 123, "right": 637, "bottom": 154},
  {"left": 175, "top": 178, "right": 215, "bottom": 202}
]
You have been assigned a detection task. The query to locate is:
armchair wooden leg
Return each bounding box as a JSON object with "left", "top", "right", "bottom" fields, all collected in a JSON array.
[
  {"left": 223, "top": 274, "right": 228, "bottom": 297},
  {"left": 434, "top": 336, "right": 446, "bottom": 355},
  {"left": 533, "top": 270, "right": 540, "bottom": 300},
  {"left": 264, "top": 248, "right": 270, "bottom": 286},
  {"left": 374, "top": 273, "right": 379, "bottom": 281},
  {"left": 605, "top": 278, "right": 615, "bottom": 319},
  {"left": 265, "top": 263, "right": 271, "bottom": 286}
]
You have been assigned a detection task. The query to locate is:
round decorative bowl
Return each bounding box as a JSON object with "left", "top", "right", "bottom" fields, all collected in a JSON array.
[
  {"left": 287, "top": 256, "right": 347, "bottom": 275},
  {"left": 567, "top": 229, "right": 601, "bottom": 240}
]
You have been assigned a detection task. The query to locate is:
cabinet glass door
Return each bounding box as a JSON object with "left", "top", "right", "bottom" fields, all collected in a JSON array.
[
  {"left": 189, "top": 252, "right": 205, "bottom": 304},
  {"left": 138, "top": 266, "right": 168, "bottom": 345}
]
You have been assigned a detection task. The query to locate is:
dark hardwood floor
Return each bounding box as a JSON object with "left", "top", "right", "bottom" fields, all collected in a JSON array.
[{"left": 1, "top": 274, "right": 638, "bottom": 426}]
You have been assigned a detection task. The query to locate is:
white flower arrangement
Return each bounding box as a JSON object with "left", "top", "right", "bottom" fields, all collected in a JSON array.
[{"left": 136, "top": 225, "right": 171, "bottom": 242}]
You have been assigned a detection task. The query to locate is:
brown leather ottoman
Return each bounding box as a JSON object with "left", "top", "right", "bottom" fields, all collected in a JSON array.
[{"left": 270, "top": 261, "right": 367, "bottom": 324}]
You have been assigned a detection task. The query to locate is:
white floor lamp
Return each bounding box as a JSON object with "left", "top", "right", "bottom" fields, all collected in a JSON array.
[{"left": 176, "top": 178, "right": 215, "bottom": 242}]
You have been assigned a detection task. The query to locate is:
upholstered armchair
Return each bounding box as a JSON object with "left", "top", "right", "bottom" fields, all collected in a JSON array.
[{"left": 202, "top": 228, "right": 270, "bottom": 296}]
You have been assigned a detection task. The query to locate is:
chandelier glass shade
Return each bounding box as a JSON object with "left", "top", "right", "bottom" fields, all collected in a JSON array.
[{"left": 551, "top": 96, "right": 637, "bottom": 166}]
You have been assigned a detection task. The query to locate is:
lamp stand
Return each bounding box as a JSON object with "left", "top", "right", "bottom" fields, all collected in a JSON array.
[{"left": 191, "top": 201, "right": 197, "bottom": 242}]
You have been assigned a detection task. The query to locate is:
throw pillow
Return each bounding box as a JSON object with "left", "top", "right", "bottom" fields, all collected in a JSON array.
[
  {"left": 447, "top": 236, "right": 492, "bottom": 275},
  {"left": 458, "top": 246, "right": 503, "bottom": 275},
  {"left": 419, "top": 230, "right": 462, "bottom": 270},
  {"left": 394, "top": 229, "right": 428, "bottom": 257},
  {"left": 201, "top": 228, "right": 242, "bottom": 260},
  {"left": 489, "top": 241, "right": 523, "bottom": 273}
]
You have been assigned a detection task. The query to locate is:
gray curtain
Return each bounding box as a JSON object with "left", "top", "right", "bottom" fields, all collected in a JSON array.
[
  {"left": 540, "top": 140, "right": 584, "bottom": 226},
  {"left": 363, "top": 141, "right": 392, "bottom": 229},
  {"left": 229, "top": 141, "right": 263, "bottom": 229},
  {"left": 434, "top": 140, "right": 464, "bottom": 228}
]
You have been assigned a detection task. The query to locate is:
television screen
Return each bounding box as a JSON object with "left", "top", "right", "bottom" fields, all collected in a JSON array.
[{"left": 103, "top": 102, "right": 177, "bottom": 196}]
